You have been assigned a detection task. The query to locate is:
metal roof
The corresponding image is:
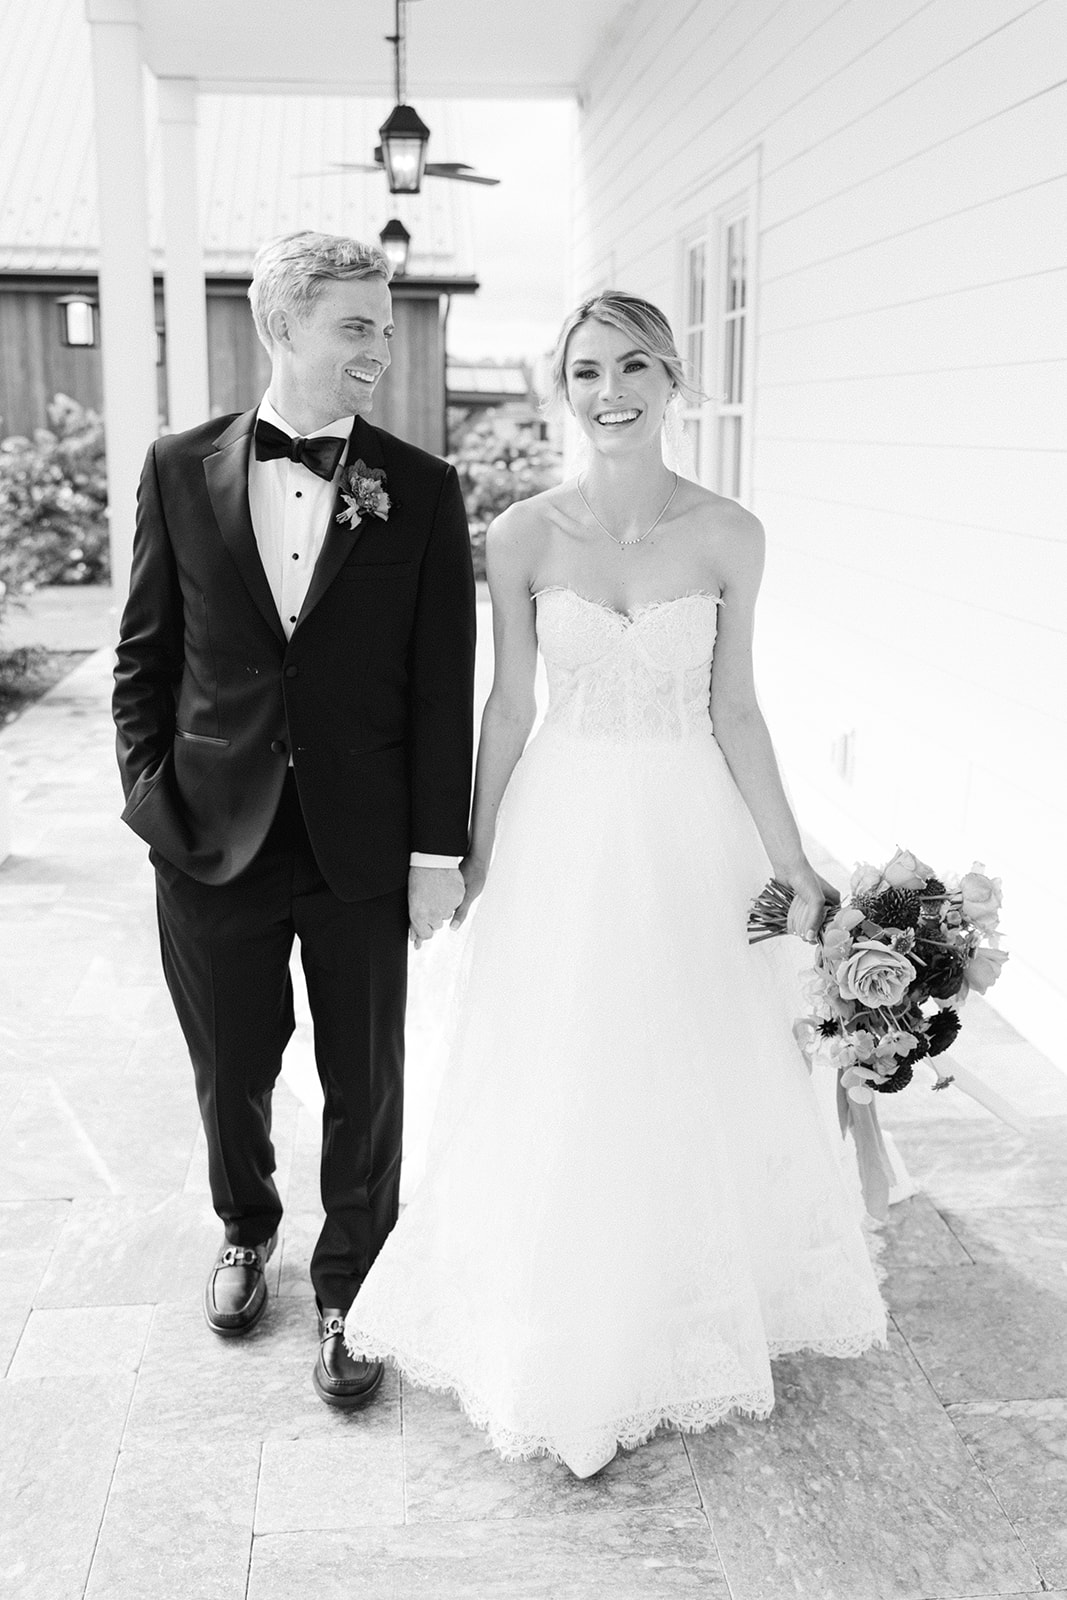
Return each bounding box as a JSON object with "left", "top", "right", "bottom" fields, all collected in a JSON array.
[{"left": 0, "top": 0, "right": 473, "bottom": 276}]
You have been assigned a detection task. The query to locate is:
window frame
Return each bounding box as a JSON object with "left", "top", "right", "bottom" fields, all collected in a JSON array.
[{"left": 673, "top": 149, "right": 760, "bottom": 502}]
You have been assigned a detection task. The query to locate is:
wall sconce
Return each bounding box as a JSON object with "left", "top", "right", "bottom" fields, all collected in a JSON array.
[{"left": 57, "top": 295, "right": 97, "bottom": 348}]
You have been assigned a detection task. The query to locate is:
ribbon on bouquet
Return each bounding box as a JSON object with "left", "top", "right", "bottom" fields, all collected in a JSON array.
[
  {"left": 835, "top": 1058, "right": 1029, "bottom": 1221},
  {"left": 836, "top": 1083, "right": 895, "bottom": 1222}
]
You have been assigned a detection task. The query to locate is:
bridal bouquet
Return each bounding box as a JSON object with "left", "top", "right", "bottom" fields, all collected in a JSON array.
[
  {"left": 748, "top": 849, "right": 1011, "bottom": 1216},
  {"left": 749, "top": 848, "right": 1007, "bottom": 1099}
]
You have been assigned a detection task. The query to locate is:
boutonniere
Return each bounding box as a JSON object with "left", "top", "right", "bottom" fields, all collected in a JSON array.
[{"left": 336, "top": 459, "right": 392, "bottom": 530}]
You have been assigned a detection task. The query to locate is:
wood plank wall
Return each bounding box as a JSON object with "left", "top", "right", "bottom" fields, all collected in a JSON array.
[
  {"left": 574, "top": 0, "right": 1067, "bottom": 1062},
  {"left": 0, "top": 288, "right": 104, "bottom": 435},
  {"left": 371, "top": 296, "right": 447, "bottom": 456},
  {"left": 205, "top": 287, "right": 271, "bottom": 421},
  {"left": 1, "top": 280, "right": 447, "bottom": 456}
]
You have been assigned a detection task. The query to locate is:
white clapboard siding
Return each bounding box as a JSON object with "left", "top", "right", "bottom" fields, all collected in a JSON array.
[
  {"left": 757, "top": 492, "right": 1067, "bottom": 635},
  {"left": 759, "top": 179, "right": 1067, "bottom": 331},
  {"left": 760, "top": 81, "right": 1067, "bottom": 281},
  {"left": 758, "top": 2, "right": 1064, "bottom": 223},
  {"left": 763, "top": 539, "right": 1067, "bottom": 736},
  {"left": 752, "top": 440, "right": 1067, "bottom": 542},
  {"left": 759, "top": 269, "right": 1067, "bottom": 383},
  {"left": 756, "top": 363, "right": 1067, "bottom": 450},
  {"left": 574, "top": 0, "right": 1067, "bottom": 1064},
  {"left": 578, "top": 0, "right": 1054, "bottom": 258}
]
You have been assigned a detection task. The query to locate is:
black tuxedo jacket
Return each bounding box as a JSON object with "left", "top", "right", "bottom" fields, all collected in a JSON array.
[{"left": 113, "top": 409, "right": 476, "bottom": 901}]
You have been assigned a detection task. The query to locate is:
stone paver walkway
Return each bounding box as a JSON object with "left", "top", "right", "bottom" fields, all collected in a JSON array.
[{"left": 1, "top": 602, "right": 1066, "bottom": 1600}]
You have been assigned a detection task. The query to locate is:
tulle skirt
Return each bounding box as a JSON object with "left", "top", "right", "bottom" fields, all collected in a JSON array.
[{"left": 346, "top": 721, "right": 887, "bottom": 1472}]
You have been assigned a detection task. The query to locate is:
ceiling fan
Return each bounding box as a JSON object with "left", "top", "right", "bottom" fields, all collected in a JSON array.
[{"left": 317, "top": 0, "right": 500, "bottom": 193}]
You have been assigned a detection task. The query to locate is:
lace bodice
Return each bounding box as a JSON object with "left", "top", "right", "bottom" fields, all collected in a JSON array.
[{"left": 534, "top": 587, "right": 720, "bottom": 742}]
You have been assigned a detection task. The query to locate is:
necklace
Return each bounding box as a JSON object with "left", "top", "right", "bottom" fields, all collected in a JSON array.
[{"left": 576, "top": 472, "right": 679, "bottom": 548}]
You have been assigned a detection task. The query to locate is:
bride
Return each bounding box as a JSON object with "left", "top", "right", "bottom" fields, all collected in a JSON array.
[{"left": 345, "top": 289, "right": 887, "bottom": 1477}]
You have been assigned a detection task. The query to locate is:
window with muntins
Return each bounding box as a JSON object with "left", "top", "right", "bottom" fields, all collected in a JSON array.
[
  {"left": 716, "top": 213, "right": 747, "bottom": 499},
  {"left": 681, "top": 239, "right": 708, "bottom": 478}
]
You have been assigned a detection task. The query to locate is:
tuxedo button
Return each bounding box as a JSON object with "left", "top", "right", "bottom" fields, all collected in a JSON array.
[
  {"left": 284, "top": 665, "right": 299, "bottom": 679},
  {"left": 270, "top": 739, "right": 288, "bottom": 755}
]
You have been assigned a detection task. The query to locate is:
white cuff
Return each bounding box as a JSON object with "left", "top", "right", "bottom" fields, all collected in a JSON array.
[{"left": 409, "top": 853, "right": 463, "bottom": 869}]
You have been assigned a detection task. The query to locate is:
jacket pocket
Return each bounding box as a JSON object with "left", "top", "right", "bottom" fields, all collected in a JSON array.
[{"left": 175, "top": 728, "right": 230, "bottom": 747}]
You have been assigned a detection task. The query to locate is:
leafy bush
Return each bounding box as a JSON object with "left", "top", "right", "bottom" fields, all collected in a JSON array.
[
  {"left": 0, "top": 395, "right": 110, "bottom": 631},
  {"left": 449, "top": 413, "right": 561, "bottom": 580}
]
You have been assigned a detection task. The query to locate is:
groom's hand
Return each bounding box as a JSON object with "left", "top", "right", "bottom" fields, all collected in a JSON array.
[{"left": 408, "top": 866, "right": 465, "bottom": 949}]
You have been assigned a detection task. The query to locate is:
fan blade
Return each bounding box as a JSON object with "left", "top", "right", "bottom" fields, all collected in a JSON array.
[
  {"left": 324, "top": 161, "right": 385, "bottom": 174},
  {"left": 424, "top": 164, "right": 500, "bottom": 186}
]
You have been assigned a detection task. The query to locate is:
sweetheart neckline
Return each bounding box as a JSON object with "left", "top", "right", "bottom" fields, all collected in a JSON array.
[{"left": 532, "top": 587, "right": 722, "bottom": 624}]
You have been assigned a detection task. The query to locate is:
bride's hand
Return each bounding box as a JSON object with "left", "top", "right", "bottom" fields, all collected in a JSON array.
[
  {"left": 451, "top": 856, "right": 487, "bottom": 929},
  {"left": 781, "top": 863, "right": 840, "bottom": 943}
]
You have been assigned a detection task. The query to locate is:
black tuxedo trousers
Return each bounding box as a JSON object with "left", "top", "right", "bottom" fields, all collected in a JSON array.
[{"left": 155, "top": 773, "right": 407, "bottom": 1310}]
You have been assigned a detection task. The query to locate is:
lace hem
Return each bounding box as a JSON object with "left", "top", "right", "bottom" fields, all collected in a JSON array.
[
  {"left": 767, "top": 1324, "right": 888, "bottom": 1359},
  {"left": 345, "top": 1320, "right": 888, "bottom": 1465}
]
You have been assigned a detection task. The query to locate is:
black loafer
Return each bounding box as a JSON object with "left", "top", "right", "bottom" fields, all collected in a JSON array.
[
  {"left": 203, "top": 1234, "right": 277, "bottom": 1337},
  {"left": 312, "top": 1308, "right": 384, "bottom": 1408}
]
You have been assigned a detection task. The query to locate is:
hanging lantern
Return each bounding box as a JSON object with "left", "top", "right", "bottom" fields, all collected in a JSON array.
[
  {"left": 377, "top": 102, "right": 430, "bottom": 194},
  {"left": 378, "top": 218, "right": 412, "bottom": 276}
]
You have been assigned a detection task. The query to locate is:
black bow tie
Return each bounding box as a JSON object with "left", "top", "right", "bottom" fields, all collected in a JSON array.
[{"left": 254, "top": 419, "right": 346, "bottom": 481}]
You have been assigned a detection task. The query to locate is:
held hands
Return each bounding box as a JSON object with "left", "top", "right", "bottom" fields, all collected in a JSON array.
[
  {"left": 780, "top": 863, "right": 841, "bottom": 944},
  {"left": 450, "top": 855, "right": 487, "bottom": 931},
  {"left": 408, "top": 866, "right": 465, "bottom": 950}
]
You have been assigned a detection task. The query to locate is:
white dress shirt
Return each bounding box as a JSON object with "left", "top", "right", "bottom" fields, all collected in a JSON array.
[{"left": 248, "top": 394, "right": 460, "bottom": 871}]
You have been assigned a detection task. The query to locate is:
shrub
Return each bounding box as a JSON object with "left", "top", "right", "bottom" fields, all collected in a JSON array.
[
  {"left": 449, "top": 413, "right": 561, "bottom": 580},
  {"left": 0, "top": 395, "right": 110, "bottom": 629}
]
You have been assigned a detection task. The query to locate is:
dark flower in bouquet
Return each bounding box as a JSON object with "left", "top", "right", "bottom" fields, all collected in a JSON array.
[
  {"left": 913, "top": 945, "right": 966, "bottom": 1002},
  {"left": 925, "top": 1006, "right": 961, "bottom": 1058}
]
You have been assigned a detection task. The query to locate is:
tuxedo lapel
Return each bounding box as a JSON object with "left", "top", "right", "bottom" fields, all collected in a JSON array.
[
  {"left": 203, "top": 410, "right": 286, "bottom": 645},
  {"left": 295, "top": 417, "right": 389, "bottom": 631}
]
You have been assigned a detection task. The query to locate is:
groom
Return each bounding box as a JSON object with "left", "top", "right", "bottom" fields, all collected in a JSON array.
[{"left": 113, "top": 231, "right": 475, "bottom": 1406}]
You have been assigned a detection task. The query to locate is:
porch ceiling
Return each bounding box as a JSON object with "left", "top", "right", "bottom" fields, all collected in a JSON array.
[{"left": 138, "top": 0, "right": 634, "bottom": 97}]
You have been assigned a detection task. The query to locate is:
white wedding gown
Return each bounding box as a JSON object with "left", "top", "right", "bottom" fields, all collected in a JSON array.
[{"left": 345, "top": 587, "right": 888, "bottom": 1475}]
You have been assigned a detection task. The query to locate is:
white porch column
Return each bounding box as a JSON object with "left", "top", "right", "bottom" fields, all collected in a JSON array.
[
  {"left": 158, "top": 77, "right": 210, "bottom": 431},
  {"left": 85, "top": 0, "right": 157, "bottom": 613}
]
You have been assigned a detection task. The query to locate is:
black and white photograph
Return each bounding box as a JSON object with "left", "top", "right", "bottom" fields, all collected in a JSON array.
[{"left": 1, "top": 1, "right": 1066, "bottom": 1596}]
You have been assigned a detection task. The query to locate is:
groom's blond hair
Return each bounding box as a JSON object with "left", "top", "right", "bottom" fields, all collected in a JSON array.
[{"left": 249, "top": 231, "right": 392, "bottom": 352}]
